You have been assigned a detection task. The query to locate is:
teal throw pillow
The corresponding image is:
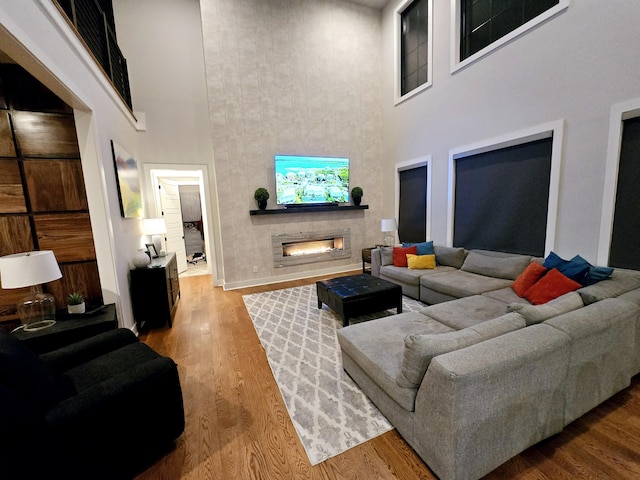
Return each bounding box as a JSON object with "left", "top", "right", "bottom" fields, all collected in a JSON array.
[
  {"left": 543, "top": 252, "right": 613, "bottom": 286},
  {"left": 568, "top": 255, "right": 613, "bottom": 286},
  {"left": 401, "top": 241, "right": 434, "bottom": 256}
]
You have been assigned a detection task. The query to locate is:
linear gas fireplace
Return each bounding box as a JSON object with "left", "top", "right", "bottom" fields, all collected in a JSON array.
[{"left": 272, "top": 229, "right": 351, "bottom": 267}]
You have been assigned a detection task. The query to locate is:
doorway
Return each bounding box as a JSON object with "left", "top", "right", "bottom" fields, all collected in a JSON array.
[
  {"left": 179, "top": 185, "right": 207, "bottom": 276},
  {"left": 147, "top": 166, "right": 214, "bottom": 279}
]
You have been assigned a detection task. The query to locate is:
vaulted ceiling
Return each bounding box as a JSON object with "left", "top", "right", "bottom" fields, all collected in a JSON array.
[{"left": 346, "top": 0, "right": 390, "bottom": 10}]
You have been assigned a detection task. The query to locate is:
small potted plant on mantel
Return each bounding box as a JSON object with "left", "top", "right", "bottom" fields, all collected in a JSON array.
[
  {"left": 254, "top": 187, "right": 270, "bottom": 210},
  {"left": 66, "top": 292, "right": 86, "bottom": 314},
  {"left": 351, "top": 186, "right": 363, "bottom": 206}
]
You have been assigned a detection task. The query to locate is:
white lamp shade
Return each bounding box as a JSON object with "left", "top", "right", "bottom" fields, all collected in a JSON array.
[
  {"left": 0, "top": 251, "right": 62, "bottom": 289},
  {"left": 142, "top": 218, "right": 167, "bottom": 235},
  {"left": 381, "top": 218, "right": 397, "bottom": 232}
]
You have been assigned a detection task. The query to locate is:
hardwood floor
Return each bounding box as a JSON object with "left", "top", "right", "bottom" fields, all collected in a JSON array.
[{"left": 136, "top": 273, "right": 640, "bottom": 480}]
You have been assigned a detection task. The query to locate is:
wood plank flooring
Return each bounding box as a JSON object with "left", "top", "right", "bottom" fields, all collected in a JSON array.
[{"left": 136, "top": 273, "right": 640, "bottom": 480}]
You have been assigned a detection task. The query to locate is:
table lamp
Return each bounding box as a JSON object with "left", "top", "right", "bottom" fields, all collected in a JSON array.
[
  {"left": 381, "top": 218, "right": 397, "bottom": 247},
  {"left": 0, "top": 250, "right": 62, "bottom": 331},
  {"left": 142, "top": 217, "right": 167, "bottom": 257}
]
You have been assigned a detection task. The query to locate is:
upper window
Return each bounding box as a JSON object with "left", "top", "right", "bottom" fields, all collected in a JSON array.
[
  {"left": 454, "top": 0, "right": 568, "bottom": 71},
  {"left": 396, "top": 0, "right": 432, "bottom": 104},
  {"left": 461, "top": 0, "right": 559, "bottom": 60}
]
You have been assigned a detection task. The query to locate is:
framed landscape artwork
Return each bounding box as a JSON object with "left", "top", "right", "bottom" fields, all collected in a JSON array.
[{"left": 111, "top": 140, "right": 143, "bottom": 218}]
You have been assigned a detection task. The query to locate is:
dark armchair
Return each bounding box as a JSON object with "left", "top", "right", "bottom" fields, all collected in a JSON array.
[{"left": 0, "top": 328, "right": 185, "bottom": 479}]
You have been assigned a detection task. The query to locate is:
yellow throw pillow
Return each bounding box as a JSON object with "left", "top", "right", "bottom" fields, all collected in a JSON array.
[{"left": 407, "top": 254, "right": 436, "bottom": 270}]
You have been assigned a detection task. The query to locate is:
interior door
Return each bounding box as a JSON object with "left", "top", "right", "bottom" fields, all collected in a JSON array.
[{"left": 158, "top": 179, "right": 188, "bottom": 273}]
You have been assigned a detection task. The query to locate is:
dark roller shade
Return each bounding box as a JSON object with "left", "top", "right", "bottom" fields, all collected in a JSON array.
[
  {"left": 398, "top": 165, "right": 427, "bottom": 243},
  {"left": 454, "top": 138, "right": 552, "bottom": 256},
  {"left": 609, "top": 116, "right": 640, "bottom": 270}
]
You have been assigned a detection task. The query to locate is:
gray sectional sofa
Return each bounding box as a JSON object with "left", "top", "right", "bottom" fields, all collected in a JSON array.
[{"left": 337, "top": 246, "right": 640, "bottom": 480}]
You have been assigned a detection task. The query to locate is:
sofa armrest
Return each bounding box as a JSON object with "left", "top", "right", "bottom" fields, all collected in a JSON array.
[
  {"left": 413, "top": 325, "right": 570, "bottom": 480},
  {"left": 46, "top": 356, "right": 182, "bottom": 427},
  {"left": 371, "top": 248, "right": 382, "bottom": 276},
  {"left": 40, "top": 328, "right": 139, "bottom": 372}
]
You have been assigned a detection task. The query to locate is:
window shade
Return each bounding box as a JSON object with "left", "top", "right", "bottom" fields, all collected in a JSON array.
[{"left": 454, "top": 138, "right": 552, "bottom": 256}]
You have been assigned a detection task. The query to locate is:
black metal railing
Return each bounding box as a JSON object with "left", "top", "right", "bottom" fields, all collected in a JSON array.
[{"left": 56, "top": 0, "right": 132, "bottom": 109}]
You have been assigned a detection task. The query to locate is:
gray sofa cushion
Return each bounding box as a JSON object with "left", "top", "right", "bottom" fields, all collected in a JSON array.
[
  {"left": 420, "top": 324, "right": 570, "bottom": 480},
  {"left": 433, "top": 246, "right": 467, "bottom": 268},
  {"left": 420, "top": 270, "right": 513, "bottom": 299},
  {"left": 380, "top": 264, "right": 456, "bottom": 286},
  {"left": 618, "top": 288, "right": 640, "bottom": 305},
  {"left": 380, "top": 247, "right": 394, "bottom": 266},
  {"left": 397, "top": 312, "right": 526, "bottom": 388},
  {"left": 337, "top": 312, "right": 454, "bottom": 411},
  {"left": 420, "top": 294, "right": 510, "bottom": 329},
  {"left": 482, "top": 287, "right": 529, "bottom": 305},
  {"left": 544, "top": 298, "right": 638, "bottom": 425},
  {"left": 507, "top": 291, "right": 584, "bottom": 325},
  {"left": 577, "top": 269, "right": 640, "bottom": 305},
  {"left": 461, "top": 250, "right": 531, "bottom": 280}
]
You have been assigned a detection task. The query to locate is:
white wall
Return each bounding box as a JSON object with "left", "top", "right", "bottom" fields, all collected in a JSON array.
[
  {"left": 113, "top": 0, "right": 224, "bottom": 283},
  {"left": 199, "top": 0, "right": 385, "bottom": 288},
  {"left": 0, "top": 1, "right": 150, "bottom": 328},
  {"left": 381, "top": 0, "right": 640, "bottom": 263}
]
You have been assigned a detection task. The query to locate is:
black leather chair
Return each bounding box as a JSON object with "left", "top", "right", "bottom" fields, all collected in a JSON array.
[{"left": 0, "top": 328, "right": 185, "bottom": 479}]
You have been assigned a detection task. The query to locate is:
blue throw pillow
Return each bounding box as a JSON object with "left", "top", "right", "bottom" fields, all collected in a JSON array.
[
  {"left": 568, "top": 255, "right": 613, "bottom": 285},
  {"left": 545, "top": 253, "right": 613, "bottom": 286},
  {"left": 543, "top": 251, "right": 567, "bottom": 269},
  {"left": 586, "top": 266, "right": 614, "bottom": 285},
  {"left": 401, "top": 241, "right": 434, "bottom": 256},
  {"left": 544, "top": 252, "right": 589, "bottom": 285}
]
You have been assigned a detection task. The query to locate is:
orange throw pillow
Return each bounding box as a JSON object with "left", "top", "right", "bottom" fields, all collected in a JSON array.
[
  {"left": 392, "top": 246, "right": 417, "bottom": 267},
  {"left": 512, "top": 261, "right": 548, "bottom": 297},
  {"left": 523, "top": 268, "right": 582, "bottom": 305}
]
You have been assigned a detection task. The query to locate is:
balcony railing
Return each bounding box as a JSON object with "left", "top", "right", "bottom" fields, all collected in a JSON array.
[{"left": 55, "top": 0, "right": 133, "bottom": 110}]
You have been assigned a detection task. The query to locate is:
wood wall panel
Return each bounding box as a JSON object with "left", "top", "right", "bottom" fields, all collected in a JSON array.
[
  {"left": 0, "top": 111, "right": 16, "bottom": 156},
  {"left": 0, "top": 216, "right": 33, "bottom": 256},
  {"left": 24, "top": 159, "right": 88, "bottom": 211},
  {"left": 0, "top": 286, "right": 29, "bottom": 326},
  {"left": 1, "top": 64, "right": 72, "bottom": 114},
  {"left": 0, "top": 159, "right": 27, "bottom": 212},
  {"left": 48, "top": 262, "right": 103, "bottom": 308},
  {"left": 35, "top": 213, "right": 96, "bottom": 262},
  {"left": 0, "top": 64, "right": 102, "bottom": 327},
  {"left": 12, "top": 112, "right": 80, "bottom": 158},
  {"left": 0, "top": 76, "right": 7, "bottom": 109}
]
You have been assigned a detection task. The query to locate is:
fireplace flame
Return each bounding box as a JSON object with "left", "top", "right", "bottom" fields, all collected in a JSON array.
[{"left": 283, "top": 238, "right": 344, "bottom": 257}]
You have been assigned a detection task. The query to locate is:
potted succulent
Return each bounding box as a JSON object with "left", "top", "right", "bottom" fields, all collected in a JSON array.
[
  {"left": 66, "top": 292, "right": 86, "bottom": 314},
  {"left": 254, "top": 187, "right": 270, "bottom": 210},
  {"left": 351, "top": 186, "right": 363, "bottom": 206}
]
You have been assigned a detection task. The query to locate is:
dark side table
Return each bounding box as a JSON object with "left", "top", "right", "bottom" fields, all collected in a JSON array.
[
  {"left": 362, "top": 247, "right": 374, "bottom": 274},
  {"left": 12, "top": 303, "right": 118, "bottom": 354}
]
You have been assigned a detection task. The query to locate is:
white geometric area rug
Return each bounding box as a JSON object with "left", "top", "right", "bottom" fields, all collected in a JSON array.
[{"left": 242, "top": 284, "right": 425, "bottom": 465}]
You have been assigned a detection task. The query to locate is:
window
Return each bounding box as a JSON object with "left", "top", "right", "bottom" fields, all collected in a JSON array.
[
  {"left": 448, "top": 121, "right": 564, "bottom": 256},
  {"left": 609, "top": 116, "right": 640, "bottom": 270},
  {"left": 461, "top": 0, "right": 559, "bottom": 60},
  {"left": 454, "top": 0, "right": 568, "bottom": 71},
  {"left": 396, "top": 0, "right": 432, "bottom": 103},
  {"left": 398, "top": 164, "right": 428, "bottom": 243},
  {"left": 453, "top": 138, "right": 552, "bottom": 256}
]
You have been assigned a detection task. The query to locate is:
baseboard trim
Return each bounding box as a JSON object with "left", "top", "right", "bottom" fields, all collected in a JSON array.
[{"left": 223, "top": 263, "right": 362, "bottom": 290}]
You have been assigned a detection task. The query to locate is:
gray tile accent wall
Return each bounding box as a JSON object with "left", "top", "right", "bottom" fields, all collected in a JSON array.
[{"left": 200, "top": 0, "right": 383, "bottom": 284}]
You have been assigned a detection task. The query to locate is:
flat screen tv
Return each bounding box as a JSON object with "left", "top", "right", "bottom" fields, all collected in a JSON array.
[{"left": 275, "top": 154, "right": 350, "bottom": 205}]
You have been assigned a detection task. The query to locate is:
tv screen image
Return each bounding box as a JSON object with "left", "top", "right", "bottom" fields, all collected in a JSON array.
[{"left": 275, "top": 155, "right": 350, "bottom": 205}]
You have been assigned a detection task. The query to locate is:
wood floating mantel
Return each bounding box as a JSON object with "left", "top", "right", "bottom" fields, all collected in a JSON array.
[{"left": 250, "top": 205, "right": 369, "bottom": 215}]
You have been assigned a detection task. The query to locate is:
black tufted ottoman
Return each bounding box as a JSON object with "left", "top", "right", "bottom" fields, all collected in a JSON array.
[{"left": 316, "top": 274, "right": 403, "bottom": 327}]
